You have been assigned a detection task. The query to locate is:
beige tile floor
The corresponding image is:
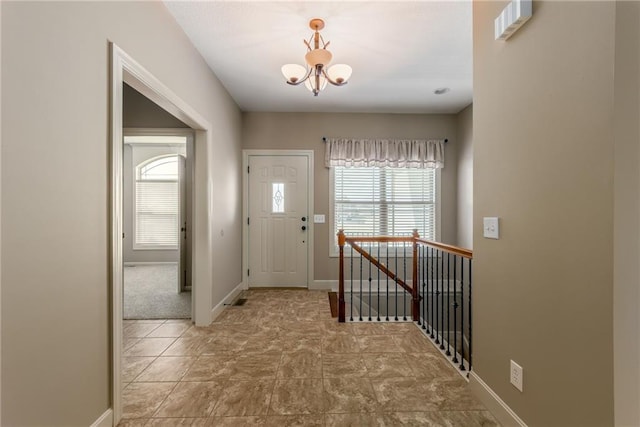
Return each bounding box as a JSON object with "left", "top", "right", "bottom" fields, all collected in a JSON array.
[{"left": 119, "top": 289, "right": 499, "bottom": 426}]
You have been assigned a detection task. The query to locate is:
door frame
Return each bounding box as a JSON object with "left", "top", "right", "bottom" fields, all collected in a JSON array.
[
  {"left": 110, "top": 43, "right": 214, "bottom": 424},
  {"left": 242, "top": 150, "right": 314, "bottom": 288}
]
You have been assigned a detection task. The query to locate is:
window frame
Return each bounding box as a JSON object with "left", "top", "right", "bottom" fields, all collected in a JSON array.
[{"left": 329, "top": 166, "right": 441, "bottom": 257}]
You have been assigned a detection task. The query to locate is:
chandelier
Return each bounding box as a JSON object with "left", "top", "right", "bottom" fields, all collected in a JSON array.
[{"left": 281, "top": 18, "right": 353, "bottom": 97}]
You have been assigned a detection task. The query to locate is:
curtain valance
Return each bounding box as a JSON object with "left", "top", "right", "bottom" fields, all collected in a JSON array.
[{"left": 324, "top": 138, "right": 444, "bottom": 169}]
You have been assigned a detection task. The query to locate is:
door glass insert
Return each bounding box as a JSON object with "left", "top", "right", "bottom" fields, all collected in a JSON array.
[{"left": 272, "top": 183, "right": 285, "bottom": 213}]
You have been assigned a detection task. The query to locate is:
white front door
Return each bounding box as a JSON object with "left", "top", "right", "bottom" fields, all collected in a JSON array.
[{"left": 248, "top": 155, "right": 309, "bottom": 287}]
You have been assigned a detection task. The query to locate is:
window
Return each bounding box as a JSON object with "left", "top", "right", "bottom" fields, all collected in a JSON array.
[
  {"left": 134, "top": 155, "right": 179, "bottom": 249},
  {"left": 331, "top": 166, "right": 438, "bottom": 254},
  {"left": 272, "top": 183, "right": 285, "bottom": 213}
]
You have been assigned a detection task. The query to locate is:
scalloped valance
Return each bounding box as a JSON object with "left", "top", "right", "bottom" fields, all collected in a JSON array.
[{"left": 324, "top": 138, "right": 445, "bottom": 169}]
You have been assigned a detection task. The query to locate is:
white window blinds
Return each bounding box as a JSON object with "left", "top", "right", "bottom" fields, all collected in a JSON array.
[
  {"left": 135, "top": 181, "right": 179, "bottom": 248},
  {"left": 333, "top": 166, "right": 436, "bottom": 240},
  {"left": 134, "top": 155, "right": 180, "bottom": 249}
]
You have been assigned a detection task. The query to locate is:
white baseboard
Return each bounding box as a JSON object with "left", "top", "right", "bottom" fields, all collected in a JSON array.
[
  {"left": 310, "top": 280, "right": 337, "bottom": 291},
  {"left": 248, "top": 284, "right": 307, "bottom": 288},
  {"left": 469, "top": 372, "right": 527, "bottom": 427},
  {"left": 123, "top": 262, "right": 177, "bottom": 266},
  {"left": 90, "top": 409, "right": 113, "bottom": 427},
  {"left": 210, "top": 281, "right": 246, "bottom": 322}
]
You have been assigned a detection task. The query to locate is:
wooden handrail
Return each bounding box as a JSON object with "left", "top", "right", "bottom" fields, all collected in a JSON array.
[
  {"left": 345, "top": 236, "right": 414, "bottom": 244},
  {"left": 343, "top": 234, "right": 473, "bottom": 259},
  {"left": 415, "top": 238, "right": 473, "bottom": 259}
]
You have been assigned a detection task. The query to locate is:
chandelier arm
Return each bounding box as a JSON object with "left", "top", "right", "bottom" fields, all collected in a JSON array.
[
  {"left": 304, "top": 38, "right": 312, "bottom": 51},
  {"left": 319, "top": 34, "right": 329, "bottom": 49},
  {"left": 285, "top": 66, "right": 314, "bottom": 86},
  {"left": 321, "top": 68, "right": 349, "bottom": 87}
]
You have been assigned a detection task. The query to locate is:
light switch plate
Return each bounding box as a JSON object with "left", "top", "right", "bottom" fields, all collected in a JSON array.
[
  {"left": 314, "top": 214, "right": 326, "bottom": 224},
  {"left": 483, "top": 217, "right": 500, "bottom": 239},
  {"left": 510, "top": 360, "right": 523, "bottom": 392}
]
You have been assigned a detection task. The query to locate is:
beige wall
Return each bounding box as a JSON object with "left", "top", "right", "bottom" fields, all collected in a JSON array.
[
  {"left": 1, "top": 2, "right": 242, "bottom": 425},
  {"left": 613, "top": 1, "right": 640, "bottom": 425},
  {"left": 456, "top": 104, "right": 473, "bottom": 249},
  {"left": 124, "top": 83, "right": 188, "bottom": 128},
  {"left": 242, "top": 112, "right": 458, "bottom": 281},
  {"left": 473, "top": 1, "right": 615, "bottom": 426}
]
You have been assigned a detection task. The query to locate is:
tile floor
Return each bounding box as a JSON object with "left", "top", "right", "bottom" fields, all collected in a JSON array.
[{"left": 119, "top": 289, "right": 499, "bottom": 426}]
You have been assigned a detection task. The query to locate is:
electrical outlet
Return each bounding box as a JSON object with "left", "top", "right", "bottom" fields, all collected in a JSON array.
[{"left": 510, "top": 360, "right": 523, "bottom": 392}]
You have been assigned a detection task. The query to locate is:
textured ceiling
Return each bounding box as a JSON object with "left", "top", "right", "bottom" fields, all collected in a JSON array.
[{"left": 164, "top": 1, "right": 472, "bottom": 114}]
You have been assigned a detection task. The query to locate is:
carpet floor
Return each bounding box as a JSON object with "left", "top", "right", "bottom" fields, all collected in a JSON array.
[{"left": 124, "top": 264, "right": 191, "bottom": 320}]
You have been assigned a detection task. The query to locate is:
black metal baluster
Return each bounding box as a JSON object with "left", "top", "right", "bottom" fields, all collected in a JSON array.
[
  {"left": 468, "top": 258, "right": 473, "bottom": 373},
  {"left": 429, "top": 247, "right": 434, "bottom": 339},
  {"left": 446, "top": 252, "right": 451, "bottom": 356},
  {"left": 377, "top": 243, "right": 381, "bottom": 321},
  {"left": 422, "top": 245, "right": 427, "bottom": 330},
  {"left": 435, "top": 248, "right": 440, "bottom": 345},
  {"left": 386, "top": 243, "right": 390, "bottom": 321},
  {"left": 459, "top": 257, "right": 466, "bottom": 371},
  {"left": 366, "top": 242, "right": 371, "bottom": 321},
  {"left": 402, "top": 241, "right": 407, "bottom": 321},
  {"left": 394, "top": 242, "right": 398, "bottom": 321},
  {"left": 350, "top": 244, "right": 354, "bottom": 322},
  {"left": 359, "top": 248, "right": 363, "bottom": 321},
  {"left": 413, "top": 245, "right": 424, "bottom": 329},
  {"left": 440, "top": 250, "right": 445, "bottom": 350},
  {"left": 452, "top": 255, "right": 459, "bottom": 364},
  {"left": 426, "top": 246, "right": 430, "bottom": 332}
]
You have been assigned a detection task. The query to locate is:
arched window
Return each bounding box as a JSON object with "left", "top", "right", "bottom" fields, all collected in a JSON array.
[
  {"left": 138, "top": 155, "right": 179, "bottom": 181},
  {"left": 134, "top": 155, "right": 180, "bottom": 249}
]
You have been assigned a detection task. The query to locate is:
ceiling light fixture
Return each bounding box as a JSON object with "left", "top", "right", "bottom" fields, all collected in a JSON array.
[{"left": 281, "top": 18, "right": 352, "bottom": 97}]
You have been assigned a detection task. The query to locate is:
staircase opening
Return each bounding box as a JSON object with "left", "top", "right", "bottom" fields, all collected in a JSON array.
[{"left": 337, "top": 230, "right": 473, "bottom": 376}]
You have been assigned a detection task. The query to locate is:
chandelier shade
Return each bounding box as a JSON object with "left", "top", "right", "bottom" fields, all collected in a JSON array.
[
  {"left": 305, "top": 75, "right": 328, "bottom": 92},
  {"left": 281, "top": 64, "right": 307, "bottom": 83},
  {"left": 305, "top": 49, "right": 332, "bottom": 67},
  {"left": 282, "top": 18, "right": 352, "bottom": 97},
  {"left": 326, "top": 64, "right": 353, "bottom": 85}
]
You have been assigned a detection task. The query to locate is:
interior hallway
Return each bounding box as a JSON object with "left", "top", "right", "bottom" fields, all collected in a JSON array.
[{"left": 118, "top": 289, "right": 497, "bottom": 426}]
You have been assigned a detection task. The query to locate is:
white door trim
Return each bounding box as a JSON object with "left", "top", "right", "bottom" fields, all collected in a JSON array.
[
  {"left": 110, "top": 43, "right": 214, "bottom": 424},
  {"left": 242, "top": 150, "right": 314, "bottom": 288}
]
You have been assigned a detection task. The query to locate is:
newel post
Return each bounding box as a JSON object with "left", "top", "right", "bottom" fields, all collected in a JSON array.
[
  {"left": 411, "top": 229, "right": 420, "bottom": 322},
  {"left": 337, "top": 229, "right": 346, "bottom": 322}
]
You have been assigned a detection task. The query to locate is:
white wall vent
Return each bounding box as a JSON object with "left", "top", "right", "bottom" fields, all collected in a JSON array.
[{"left": 495, "top": 0, "right": 532, "bottom": 41}]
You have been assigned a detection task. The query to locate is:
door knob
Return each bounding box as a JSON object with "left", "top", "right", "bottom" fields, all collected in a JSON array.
[{"left": 301, "top": 225, "right": 307, "bottom": 231}]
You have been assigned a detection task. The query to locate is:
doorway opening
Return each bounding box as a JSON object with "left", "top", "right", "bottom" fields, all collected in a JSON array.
[
  {"left": 111, "top": 43, "right": 215, "bottom": 424},
  {"left": 123, "top": 131, "right": 194, "bottom": 319}
]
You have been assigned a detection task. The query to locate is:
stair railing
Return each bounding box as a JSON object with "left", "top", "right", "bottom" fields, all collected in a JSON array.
[{"left": 337, "top": 229, "right": 473, "bottom": 374}]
